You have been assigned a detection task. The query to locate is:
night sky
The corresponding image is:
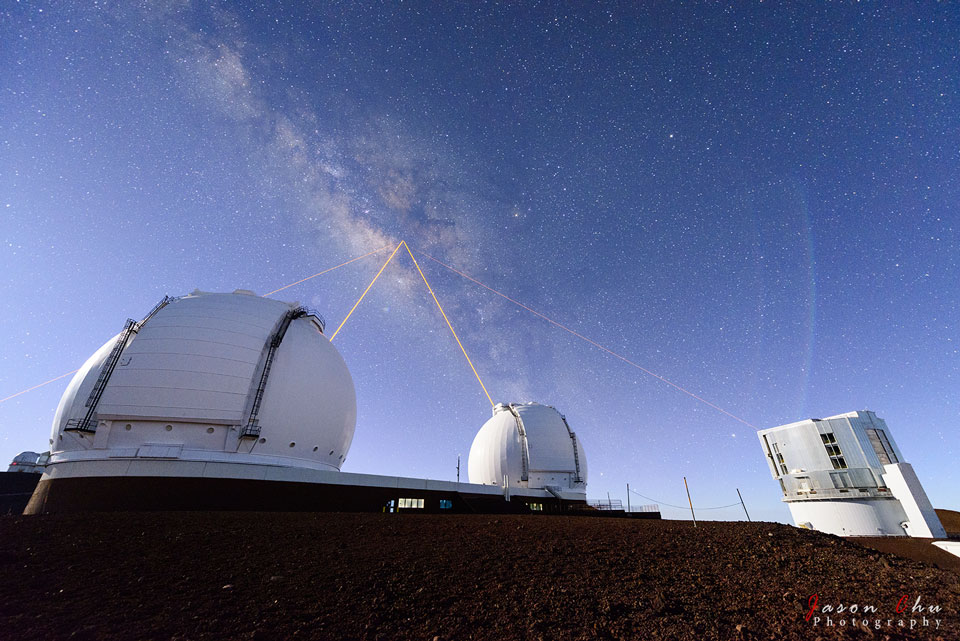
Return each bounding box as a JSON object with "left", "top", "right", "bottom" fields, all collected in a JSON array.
[{"left": 2, "top": 2, "right": 958, "bottom": 522}]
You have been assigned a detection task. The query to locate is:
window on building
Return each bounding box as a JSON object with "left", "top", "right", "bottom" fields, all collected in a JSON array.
[
  {"left": 820, "top": 432, "right": 847, "bottom": 469},
  {"left": 866, "top": 428, "right": 898, "bottom": 465},
  {"left": 398, "top": 497, "right": 424, "bottom": 509},
  {"left": 772, "top": 443, "right": 788, "bottom": 475},
  {"left": 529, "top": 503, "right": 543, "bottom": 512},
  {"left": 830, "top": 472, "right": 851, "bottom": 488},
  {"left": 762, "top": 435, "right": 780, "bottom": 477},
  {"left": 439, "top": 499, "right": 453, "bottom": 510}
]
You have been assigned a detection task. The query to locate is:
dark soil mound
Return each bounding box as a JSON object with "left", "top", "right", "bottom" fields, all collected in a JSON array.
[
  {"left": 1, "top": 512, "right": 958, "bottom": 641},
  {"left": 936, "top": 509, "right": 960, "bottom": 538},
  {"left": 849, "top": 537, "right": 960, "bottom": 574}
]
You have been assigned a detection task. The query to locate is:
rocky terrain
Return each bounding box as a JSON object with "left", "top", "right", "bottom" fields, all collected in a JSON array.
[
  {"left": 936, "top": 510, "right": 960, "bottom": 538},
  {"left": 2, "top": 512, "right": 958, "bottom": 640}
]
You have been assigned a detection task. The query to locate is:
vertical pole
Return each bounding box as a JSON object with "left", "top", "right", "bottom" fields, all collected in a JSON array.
[
  {"left": 627, "top": 483, "right": 631, "bottom": 513},
  {"left": 457, "top": 455, "right": 460, "bottom": 483},
  {"left": 684, "top": 477, "right": 697, "bottom": 528},
  {"left": 737, "top": 488, "right": 751, "bottom": 522},
  {"left": 607, "top": 491, "right": 612, "bottom": 509}
]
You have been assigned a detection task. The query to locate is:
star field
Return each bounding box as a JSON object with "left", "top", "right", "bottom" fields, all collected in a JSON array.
[{"left": 1, "top": 1, "right": 958, "bottom": 521}]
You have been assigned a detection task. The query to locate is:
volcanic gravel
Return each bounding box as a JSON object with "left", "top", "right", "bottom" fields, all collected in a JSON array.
[
  {"left": 937, "top": 510, "right": 960, "bottom": 538},
  {"left": 1, "top": 512, "right": 958, "bottom": 641}
]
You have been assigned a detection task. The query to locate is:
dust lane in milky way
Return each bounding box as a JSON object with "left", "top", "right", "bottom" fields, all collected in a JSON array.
[{"left": 1, "top": 2, "right": 957, "bottom": 522}]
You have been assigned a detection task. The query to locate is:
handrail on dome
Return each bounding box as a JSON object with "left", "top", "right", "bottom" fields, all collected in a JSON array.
[
  {"left": 137, "top": 295, "right": 178, "bottom": 329},
  {"left": 64, "top": 318, "right": 138, "bottom": 434},
  {"left": 298, "top": 306, "right": 325, "bottom": 333},
  {"left": 505, "top": 404, "right": 531, "bottom": 482},
  {"left": 64, "top": 295, "right": 178, "bottom": 435},
  {"left": 559, "top": 414, "right": 583, "bottom": 484},
  {"left": 239, "top": 306, "right": 310, "bottom": 439}
]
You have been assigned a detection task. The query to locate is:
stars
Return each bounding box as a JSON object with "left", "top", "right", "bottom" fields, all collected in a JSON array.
[{"left": 0, "top": 0, "right": 955, "bottom": 520}]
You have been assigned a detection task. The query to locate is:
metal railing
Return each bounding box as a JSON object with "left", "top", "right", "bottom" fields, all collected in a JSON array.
[
  {"left": 588, "top": 499, "right": 623, "bottom": 510},
  {"left": 240, "top": 306, "right": 310, "bottom": 439}
]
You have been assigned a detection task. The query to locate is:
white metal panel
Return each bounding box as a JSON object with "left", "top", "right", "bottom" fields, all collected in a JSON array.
[
  {"left": 252, "top": 317, "right": 356, "bottom": 470},
  {"left": 115, "top": 352, "right": 257, "bottom": 376},
  {"left": 43, "top": 454, "right": 537, "bottom": 499},
  {"left": 881, "top": 463, "right": 947, "bottom": 538},
  {"left": 468, "top": 403, "right": 587, "bottom": 490},
  {"left": 131, "top": 459, "right": 207, "bottom": 477},
  {"left": 788, "top": 499, "right": 908, "bottom": 537},
  {"left": 761, "top": 411, "right": 946, "bottom": 539},
  {"left": 101, "top": 369, "right": 250, "bottom": 394},
  {"left": 468, "top": 410, "right": 520, "bottom": 485},
  {"left": 575, "top": 435, "right": 588, "bottom": 483},
  {"left": 137, "top": 444, "right": 184, "bottom": 459},
  {"left": 50, "top": 334, "right": 117, "bottom": 445},
  {"left": 99, "top": 387, "right": 248, "bottom": 423},
  {"left": 513, "top": 404, "right": 577, "bottom": 473},
  {"left": 51, "top": 291, "right": 358, "bottom": 477},
  {"left": 835, "top": 414, "right": 875, "bottom": 470},
  {"left": 97, "top": 292, "right": 291, "bottom": 423},
  {"left": 127, "top": 324, "right": 266, "bottom": 349},
  {"left": 201, "top": 461, "right": 270, "bottom": 480},
  {"left": 144, "top": 310, "right": 275, "bottom": 336},
  {"left": 121, "top": 337, "right": 262, "bottom": 363},
  {"left": 932, "top": 541, "right": 960, "bottom": 558}
]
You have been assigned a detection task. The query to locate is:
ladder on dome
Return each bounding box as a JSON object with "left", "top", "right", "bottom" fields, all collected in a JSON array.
[
  {"left": 138, "top": 295, "right": 176, "bottom": 327},
  {"left": 64, "top": 319, "right": 138, "bottom": 434},
  {"left": 239, "top": 306, "right": 309, "bottom": 439},
  {"left": 64, "top": 295, "right": 177, "bottom": 435},
  {"left": 506, "top": 404, "right": 530, "bottom": 482},
  {"left": 560, "top": 415, "right": 583, "bottom": 483}
]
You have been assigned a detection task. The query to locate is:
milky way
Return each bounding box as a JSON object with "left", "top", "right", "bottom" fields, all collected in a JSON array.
[{"left": 1, "top": 2, "right": 957, "bottom": 521}]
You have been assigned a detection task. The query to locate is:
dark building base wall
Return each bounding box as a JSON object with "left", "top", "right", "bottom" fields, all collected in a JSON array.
[
  {"left": 0, "top": 472, "right": 43, "bottom": 515},
  {"left": 25, "top": 475, "right": 601, "bottom": 517}
]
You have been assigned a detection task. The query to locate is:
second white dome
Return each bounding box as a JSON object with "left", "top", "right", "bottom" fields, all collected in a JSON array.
[{"left": 468, "top": 402, "right": 587, "bottom": 493}]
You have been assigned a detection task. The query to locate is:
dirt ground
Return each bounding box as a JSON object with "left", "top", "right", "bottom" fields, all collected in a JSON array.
[
  {"left": 936, "top": 510, "right": 960, "bottom": 538},
  {"left": 2, "top": 512, "right": 958, "bottom": 641},
  {"left": 849, "top": 536, "right": 960, "bottom": 575}
]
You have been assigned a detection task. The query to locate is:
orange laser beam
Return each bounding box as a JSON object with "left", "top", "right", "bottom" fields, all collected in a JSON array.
[
  {"left": 264, "top": 244, "right": 393, "bottom": 296},
  {"left": 329, "top": 241, "right": 404, "bottom": 341},
  {"left": 2, "top": 245, "right": 393, "bottom": 404},
  {"left": 403, "top": 241, "right": 494, "bottom": 407},
  {"left": 413, "top": 247, "right": 756, "bottom": 429},
  {"left": 0, "top": 369, "right": 80, "bottom": 404}
]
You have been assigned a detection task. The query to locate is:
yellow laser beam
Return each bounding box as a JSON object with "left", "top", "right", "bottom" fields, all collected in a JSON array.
[
  {"left": 0, "top": 369, "right": 80, "bottom": 404},
  {"left": 2, "top": 245, "right": 393, "bottom": 404},
  {"left": 329, "top": 241, "right": 404, "bottom": 341},
  {"left": 413, "top": 246, "right": 756, "bottom": 429},
  {"left": 263, "top": 244, "right": 393, "bottom": 296},
  {"left": 402, "top": 241, "right": 494, "bottom": 407}
]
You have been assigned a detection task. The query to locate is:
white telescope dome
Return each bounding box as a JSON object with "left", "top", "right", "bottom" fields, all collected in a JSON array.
[
  {"left": 50, "top": 290, "right": 356, "bottom": 472},
  {"left": 468, "top": 402, "right": 587, "bottom": 494}
]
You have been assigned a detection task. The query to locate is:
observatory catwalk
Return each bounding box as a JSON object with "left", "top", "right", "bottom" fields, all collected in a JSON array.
[{"left": 26, "top": 289, "right": 647, "bottom": 517}]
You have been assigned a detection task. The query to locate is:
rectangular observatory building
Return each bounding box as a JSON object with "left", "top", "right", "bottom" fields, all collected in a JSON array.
[{"left": 757, "top": 410, "right": 946, "bottom": 538}]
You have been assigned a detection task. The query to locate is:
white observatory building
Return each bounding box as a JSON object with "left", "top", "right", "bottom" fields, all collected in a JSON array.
[
  {"left": 468, "top": 402, "right": 587, "bottom": 500},
  {"left": 758, "top": 411, "right": 945, "bottom": 538},
  {"left": 26, "top": 290, "right": 595, "bottom": 515},
  {"left": 47, "top": 290, "right": 356, "bottom": 468},
  {"left": 26, "top": 290, "right": 358, "bottom": 514}
]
